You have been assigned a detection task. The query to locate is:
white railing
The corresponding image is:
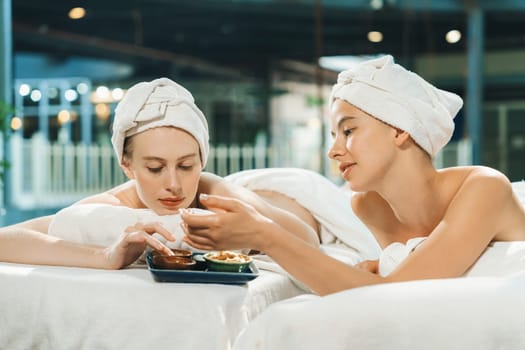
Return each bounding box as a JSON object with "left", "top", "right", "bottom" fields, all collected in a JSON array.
[
  {"left": 8, "top": 133, "right": 472, "bottom": 210},
  {"left": 8, "top": 133, "right": 274, "bottom": 210}
]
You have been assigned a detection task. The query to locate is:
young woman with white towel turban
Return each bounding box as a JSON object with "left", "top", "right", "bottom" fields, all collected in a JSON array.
[
  {"left": 181, "top": 55, "right": 525, "bottom": 295},
  {"left": 0, "top": 78, "right": 325, "bottom": 268}
]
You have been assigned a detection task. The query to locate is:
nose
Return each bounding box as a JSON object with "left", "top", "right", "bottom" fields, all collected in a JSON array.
[
  {"left": 327, "top": 139, "right": 345, "bottom": 160},
  {"left": 164, "top": 168, "right": 181, "bottom": 193}
]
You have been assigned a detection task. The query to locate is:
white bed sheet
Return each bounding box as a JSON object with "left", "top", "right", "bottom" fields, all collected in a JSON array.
[
  {"left": 0, "top": 263, "right": 304, "bottom": 350},
  {"left": 233, "top": 272, "right": 525, "bottom": 350},
  {"left": 233, "top": 181, "right": 525, "bottom": 350}
]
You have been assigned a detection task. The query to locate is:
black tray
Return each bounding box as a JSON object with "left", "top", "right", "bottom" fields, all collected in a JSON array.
[{"left": 146, "top": 251, "right": 259, "bottom": 285}]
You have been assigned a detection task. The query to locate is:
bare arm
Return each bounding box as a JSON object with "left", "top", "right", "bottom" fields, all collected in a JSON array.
[
  {"left": 181, "top": 195, "right": 383, "bottom": 294},
  {"left": 200, "top": 172, "right": 319, "bottom": 247},
  {"left": 0, "top": 215, "right": 109, "bottom": 267},
  {"left": 0, "top": 203, "right": 176, "bottom": 268},
  {"left": 182, "top": 171, "right": 520, "bottom": 295}
]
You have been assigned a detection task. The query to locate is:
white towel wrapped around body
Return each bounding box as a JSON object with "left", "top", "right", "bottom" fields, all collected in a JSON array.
[{"left": 48, "top": 204, "right": 212, "bottom": 250}]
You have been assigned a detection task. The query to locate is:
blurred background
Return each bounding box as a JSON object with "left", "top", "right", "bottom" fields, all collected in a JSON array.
[{"left": 1, "top": 0, "right": 525, "bottom": 224}]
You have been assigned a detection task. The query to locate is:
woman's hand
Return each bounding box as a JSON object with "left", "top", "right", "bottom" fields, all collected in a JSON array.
[
  {"left": 102, "top": 222, "right": 176, "bottom": 269},
  {"left": 354, "top": 259, "right": 379, "bottom": 274},
  {"left": 180, "top": 194, "right": 274, "bottom": 252}
]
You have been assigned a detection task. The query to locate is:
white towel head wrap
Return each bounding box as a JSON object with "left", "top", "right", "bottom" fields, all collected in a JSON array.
[
  {"left": 111, "top": 77, "right": 209, "bottom": 166},
  {"left": 330, "top": 55, "right": 463, "bottom": 157}
]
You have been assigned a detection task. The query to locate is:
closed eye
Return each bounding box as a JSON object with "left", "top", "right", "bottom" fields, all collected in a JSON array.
[
  {"left": 178, "top": 164, "right": 194, "bottom": 171},
  {"left": 147, "top": 167, "right": 163, "bottom": 174}
]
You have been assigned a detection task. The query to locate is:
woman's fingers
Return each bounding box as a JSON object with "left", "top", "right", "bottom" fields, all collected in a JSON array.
[
  {"left": 182, "top": 236, "right": 215, "bottom": 251},
  {"left": 180, "top": 209, "right": 219, "bottom": 228},
  {"left": 141, "top": 222, "right": 177, "bottom": 242},
  {"left": 124, "top": 221, "right": 177, "bottom": 242},
  {"left": 355, "top": 259, "right": 379, "bottom": 274},
  {"left": 180, "top": 221, "right": 217, "bottom": 243},
  {"left": 199, "top": 193, "right": 245, "bottom": 213},
  {"left": 124, "top": 229, "right": 175, "bottom": 256},
  {"left": 148, "top": 239, "right": 175, "bottom": 256}
]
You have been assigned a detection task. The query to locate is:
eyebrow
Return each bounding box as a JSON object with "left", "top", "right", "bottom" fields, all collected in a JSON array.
[
  {"left": 330, "top": 116, "right": 357, "bottom": 137},
  {"left": 336, "top": 116, "right": 357, "bottom": 129},
  {"left": 142, "top": 153, "right": 198, "bottom": 162}
]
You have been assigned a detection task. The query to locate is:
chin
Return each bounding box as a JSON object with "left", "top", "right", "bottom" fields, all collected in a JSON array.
[
  {"left": 346, "top": 179, "right": 365, "bottom": 193},
  {"left": 148, "top": 205, "right": 176, "bottom": 216},
  {"left": 163, "top": 207, "right": 186, "bottom": 215}
]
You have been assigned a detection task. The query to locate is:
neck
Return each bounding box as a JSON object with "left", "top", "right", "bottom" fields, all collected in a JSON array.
[{"left": 374, "top": 153, "right": 441, "bottom": 235}]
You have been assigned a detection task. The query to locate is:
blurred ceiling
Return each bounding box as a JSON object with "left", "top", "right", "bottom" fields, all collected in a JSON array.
[{"left": 11, "top": 0, "right": 525, "bottom": 81}]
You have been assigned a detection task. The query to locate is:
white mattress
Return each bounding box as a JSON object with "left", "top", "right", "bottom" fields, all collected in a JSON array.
[
  {"left": 233, "top": 181, "right": 525, "bottom": 349},
  {"left": 233, "top": 272, "right": 525, "bottom": 350},
  {"left": 0, "top": 263, "right": 304, "bottom": 350},
  {"left": 3, "top": 180, "right": 523, "bottom": 349}
]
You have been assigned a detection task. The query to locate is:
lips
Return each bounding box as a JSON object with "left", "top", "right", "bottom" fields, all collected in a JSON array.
[
  {"left": 339, "top": 162, "right": 355, "bottom": 178},
  {"left": 159, "top": 197, "right": 185, "bottom": 207}
]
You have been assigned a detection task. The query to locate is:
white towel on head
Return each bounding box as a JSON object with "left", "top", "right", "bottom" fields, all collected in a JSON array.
[
  {"left": 111, "top": 77, "right": 209, "bottom": 166},
  {"left": 330, "top": 55, "right": 463, "bottom": 157}
]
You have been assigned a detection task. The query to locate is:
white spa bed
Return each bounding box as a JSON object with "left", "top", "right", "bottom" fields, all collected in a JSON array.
[
  {"left": 0, "top": 262, "right": 305, "bottom": 350},
  {"left": 2, "top": 174, "right": 523, "bottom": 350},
  {"left": 233, "top": 181, "right": 525, "bottom": 350}
]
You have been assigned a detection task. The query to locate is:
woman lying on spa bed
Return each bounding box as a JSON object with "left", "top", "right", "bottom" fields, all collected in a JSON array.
[
  {"left": 181, "top": 55, "right": 525, "bottom": 296},
  {"left": 0, "top": 78, "right": 321, "bottom": 269}
]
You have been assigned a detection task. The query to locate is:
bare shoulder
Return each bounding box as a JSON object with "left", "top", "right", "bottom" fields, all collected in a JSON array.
[
  {"left": 200, "top": 172, "right": 225, "bottom": 185},
  {"left": 441, "top": 166, "right": 519, "bottom": 238},
  {"left": 452, "top": 166, "right": 513, "bottom": 200},
  {"left": 199, "top": 172, "right": 230, "bottom": 195},
  {"left": 74, "top": 193, "right": 122, "bottom": 205},
  {"left": 76, "top": 180, "right": 136, "bottom": 206}
]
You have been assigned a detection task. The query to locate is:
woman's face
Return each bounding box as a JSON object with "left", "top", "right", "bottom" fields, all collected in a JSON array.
[
  {"left": 327, "top": 99, "right": 398, "bottom": 191},
  {"left": 122, "top": 127, "right": 202, "bottom": 215}
]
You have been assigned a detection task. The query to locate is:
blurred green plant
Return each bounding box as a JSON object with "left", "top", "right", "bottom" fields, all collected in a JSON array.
[
  {"left": 0, "top": 100, "right": 14, "bottom": 185},
  {"left": 306, "top": 95, "right": 324, "bottom": 107}
]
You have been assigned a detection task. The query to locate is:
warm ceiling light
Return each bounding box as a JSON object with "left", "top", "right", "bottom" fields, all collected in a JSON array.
[
  {"left": 95, "top": 86, "right": 110, "bottom": 101},
  {"left": 367, "top": 31, "right": 383, "bottom": 43},
  {"left": 64, "top": 89, "right": 78, "bottom": 102},
  {"left": 446, "top": 29, "right": 462, "bottom": 44},
  {"left": 95, "top": 103, "right": 111, "bottom": 120},
  {"left": 77, "top": 82, "right": 89, "bottom": 94},
  {"left": 57, "top": 110, "right": 71, "bottom": 124},
  {"left": 10, "top": 116, "right": 22, "bottom": 130},
  {"left": 111, "top": 88, "right": 124, "bottom": 101},
  {"left": 370, "top": 0, "right": 383, "bottom": 10},
  {"left": 30, "top": 89, "right": 42, "bottom": 102},
  {"left": 69, "top": 7, "right": 86, "bottom": 20},
  {"left": 19, "top": 84, "right": 31, "bottom": 96}
]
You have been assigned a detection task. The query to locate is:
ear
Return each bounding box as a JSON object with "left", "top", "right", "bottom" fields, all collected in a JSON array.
[
  {"left": 393, "top": 128, "right": 411, "bottom": 147},
  {"left": 121, "top": 159, "right": 135, "bottom": 180}
]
